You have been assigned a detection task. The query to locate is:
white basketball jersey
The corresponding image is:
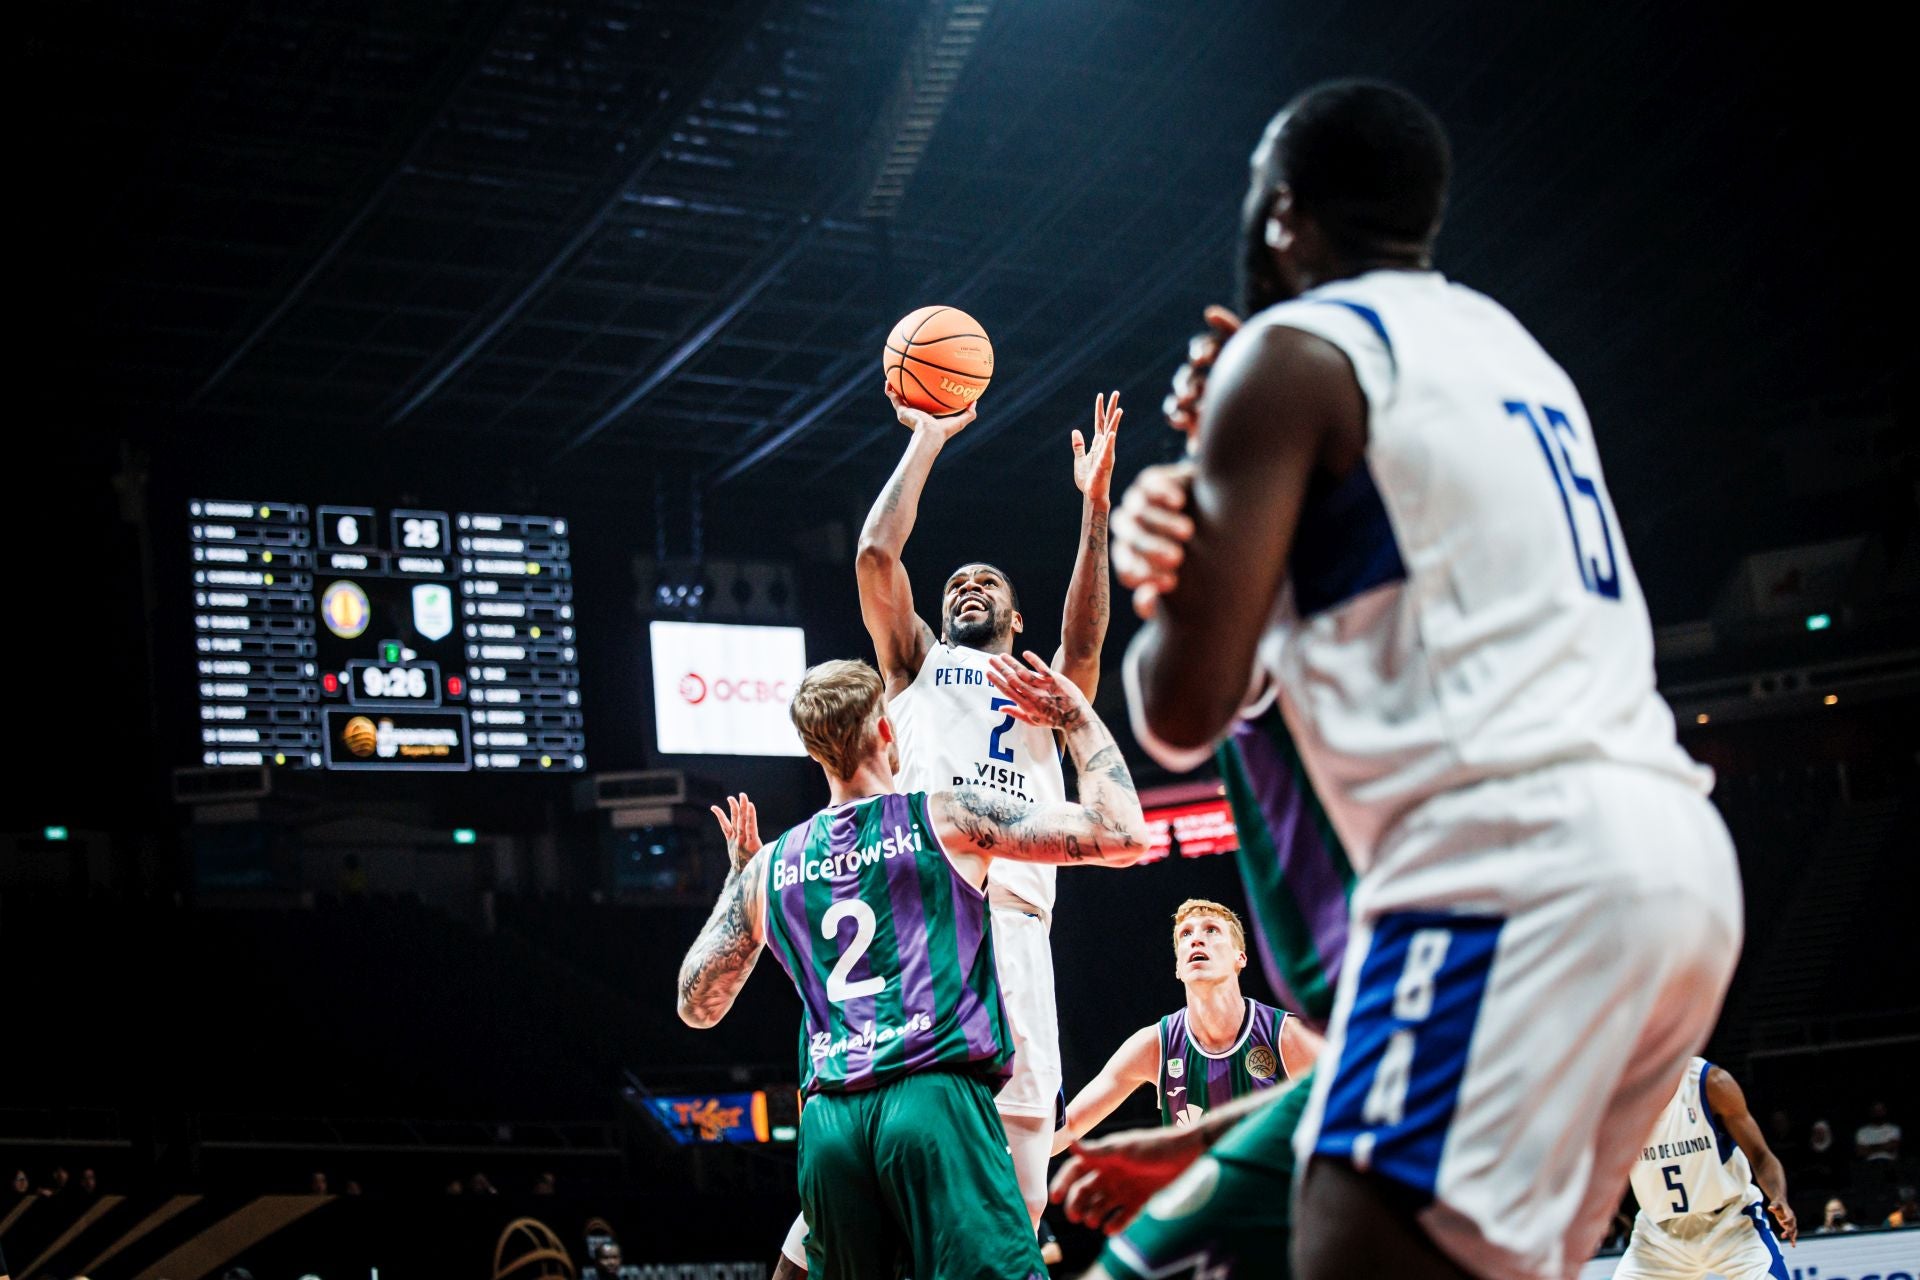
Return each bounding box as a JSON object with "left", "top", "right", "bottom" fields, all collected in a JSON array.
[
  {"left": 1250, "top": 270, "right": 1710, "bottom": 867},
  {"left": 1629, "top": 1058, "right": 1758, "bottom": 1223},
  {"left": 887, "top": 641, "right": 1067, "bottom": 917}
]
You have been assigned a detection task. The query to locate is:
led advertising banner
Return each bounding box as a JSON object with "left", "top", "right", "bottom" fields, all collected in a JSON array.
[{"left": 650, "top": 621, "right": 807, "bottom": 757}]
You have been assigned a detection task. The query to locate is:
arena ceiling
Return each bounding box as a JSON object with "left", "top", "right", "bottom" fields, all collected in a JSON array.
[{"left": 25, "top": 0, "right": 1901, "bottom": 614}]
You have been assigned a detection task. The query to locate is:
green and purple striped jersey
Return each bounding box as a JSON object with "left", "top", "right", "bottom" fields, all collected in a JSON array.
[
  {"left": 1156, "top": 998, "right": 1290, "bottom": 1126},
  {"left": 761, "top": 791, "right": 1014, "bottom": 1096},
  {"left": 1218, "top": 703, "right": 1357, "bottom": 1025}
]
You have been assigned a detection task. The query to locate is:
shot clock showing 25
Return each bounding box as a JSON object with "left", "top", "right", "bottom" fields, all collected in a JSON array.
[{"left": 188, "top": 500, "right": 588, "bottom": 774}]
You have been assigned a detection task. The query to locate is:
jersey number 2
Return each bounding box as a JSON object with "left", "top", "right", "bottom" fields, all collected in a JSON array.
[
  {"left": 822, "top": 900, "right": 886, "bottom": 1003},
  {"left": 1505, "top": 400, "right": 1621, "bottom": 600},
  {"left": 987, "top": 696, "right": 1016, "bottom": 763}
]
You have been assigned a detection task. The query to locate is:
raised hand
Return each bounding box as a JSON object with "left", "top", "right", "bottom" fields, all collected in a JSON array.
[
  {"left": 985, "top": 650, "right": 1090, "bottom": 732},
  {"left": 1162, "top": 306, "right": 1242, "bottom": 435},
  {"left": 708, "top": 792, "right": 762, "bottom": 874},
  {"left": 1072, "top": 390, "right": 1124, "bottom": 506},
  {"left": 885, "top": 381, "right": 976, "bottom": 440},
  {"left": 1049, "top": 1126, "right": 1208, "bottom": 1235},
  {"left": 1111, "top": 461, "right": 1196, "bottom": 618}
]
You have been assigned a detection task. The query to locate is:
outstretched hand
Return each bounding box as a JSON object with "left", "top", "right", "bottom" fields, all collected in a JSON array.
[
  {"left": 985, "top": 650, "right": 1090, "bottom": 731},
  {"left": 1049, "top": 1126, "right": 1208, "bottom": 1235},
  {"left": 708, "top": 793, "right": 761, "bottom": 874},
  {"left": 885, "top": 380, "right": 976, "bottom": 439},
  {"left": 1072, "top": 390, "right": 1124, "bottom": 506}
]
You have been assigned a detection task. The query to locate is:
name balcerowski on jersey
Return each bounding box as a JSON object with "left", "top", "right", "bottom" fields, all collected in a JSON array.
[
  {"left": 773, "top": 826, "right": 924, "bottom": 891},
  {"left": 1640, "top": 1135, "right": 1714, "bottom": 1162}
]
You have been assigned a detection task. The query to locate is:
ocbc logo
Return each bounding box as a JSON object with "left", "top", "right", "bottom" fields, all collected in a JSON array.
[{"left": 679, "top": 672, "right": 791, "bottom": 705}]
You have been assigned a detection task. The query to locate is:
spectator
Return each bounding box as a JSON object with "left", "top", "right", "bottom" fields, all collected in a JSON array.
[
  {"left": 531, "top": 1171, "right": 556, "bottom": 1196},
  {"left": 466, "top": 1172, "right": 496, "bottom": 1196},
  {"left": 588, "top": 1241, "right": 638, "bottom": 1280},
  {"left": 1856, "top": 1100, "right": 1902, "bottom": 1163},
  {"left": 78, "top": 1167, "right": 98, "bottom": 1196},
  {"left": 1887, "top": 1185, "right": 1920, "bottom": 1228},
  {"left": 10, "top": 1169, "right": 28, "bottom": 1195},
  {"left": 1807, "top": 1118, "right": 1837, "bottom": 1182},
  {"left": 444, "top": 1178, "right": 464, "bottom": 1194},
  {"left": 1767, "top": 1109, "right": 1803, "bottom": 1168},
  {"left": 343, "top": 1179, "right": 362, "bottom": 1196},
  {"left": 1817, "top": 1197, "right": 1859, "bottom": 1233},
  {"left": 307, "top": 1170, "right": 329, "bottom": 1195}
]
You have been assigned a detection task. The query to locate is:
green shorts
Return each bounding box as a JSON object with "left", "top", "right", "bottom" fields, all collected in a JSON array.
[
  {"left": 799, "top": 1069, "right": 1045, "bottom": 1280},
  {"left": 1099, "top": 1071, "right": 1311, "bottom": 1280}
]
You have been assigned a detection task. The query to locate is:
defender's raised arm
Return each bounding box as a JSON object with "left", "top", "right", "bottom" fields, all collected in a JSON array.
[{"left": 929, "top": 650, "right": 1148, "bottom": 868}]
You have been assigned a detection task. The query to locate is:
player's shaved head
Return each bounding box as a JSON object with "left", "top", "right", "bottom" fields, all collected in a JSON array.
[{"left": 1239, "top": 80, "right": 1451, "bottom": 313}]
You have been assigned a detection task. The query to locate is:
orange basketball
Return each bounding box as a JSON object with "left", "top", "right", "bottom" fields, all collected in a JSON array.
[{"left": 883, "top": 305, "right": 993, "bottom": 415}]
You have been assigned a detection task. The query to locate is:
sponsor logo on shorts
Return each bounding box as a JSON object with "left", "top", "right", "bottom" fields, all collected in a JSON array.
[{"left": 1246, "top": 1046, "right": 1278, "bottom": 1081}]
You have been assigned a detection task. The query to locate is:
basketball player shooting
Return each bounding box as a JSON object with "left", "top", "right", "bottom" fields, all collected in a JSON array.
[
  {"left": 765, "top": 384, "right": 1121, "bottom": 1275},
  {"left": 857, "top": 384, "right": 1122, "bottom": 1205},
  {"left": 1111, "top": 80, "right": 1744, "bottom": 1280}
]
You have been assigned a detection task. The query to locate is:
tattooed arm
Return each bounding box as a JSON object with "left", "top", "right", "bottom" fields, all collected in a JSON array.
[
  {"left": 676, "top": 801, "right": 770, "bottom": 1029},
  {"left": 1054, "top": 392, "right": 1122, "bottom": 699},
  {"left": 858, "top": 386, "right": 977, "bottom": 694},
  {"left": 929, "top": 651, "right": 1149, "bottom": 875}
]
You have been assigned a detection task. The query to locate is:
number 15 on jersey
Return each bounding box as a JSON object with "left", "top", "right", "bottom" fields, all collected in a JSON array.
[{"left": 1505, "top": 400, "right": 1620, "bottom": 600}]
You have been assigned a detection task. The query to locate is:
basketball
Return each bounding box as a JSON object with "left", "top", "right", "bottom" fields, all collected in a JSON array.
[{"left": 884, "top": 305, "right": 993, "bottom": 415}]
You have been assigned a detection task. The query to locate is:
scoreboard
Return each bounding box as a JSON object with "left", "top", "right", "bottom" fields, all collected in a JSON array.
[{"left": 188, "top": 499, "right": 587, "bottom": 773}]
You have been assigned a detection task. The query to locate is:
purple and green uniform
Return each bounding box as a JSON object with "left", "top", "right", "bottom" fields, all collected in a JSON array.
[
  {"left": 1156, "top": 999, "right": 1293, "bottom": 1127},
  {"left": 761, "top": 791, "right": 1043, "bottom": 1280},
  {"left": 1104, "top": 705, "right": 1357, "bottom": 1280}
]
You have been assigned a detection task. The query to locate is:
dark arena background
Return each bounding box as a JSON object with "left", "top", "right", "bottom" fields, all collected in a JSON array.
[{"left": 6, "top": 2, "right": 1914, "bottom": 1278}]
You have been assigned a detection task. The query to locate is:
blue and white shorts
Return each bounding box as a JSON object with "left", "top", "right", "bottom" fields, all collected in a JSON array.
[{"left": 1295, "top": 762, "right": 1744, "bottom": 1280}]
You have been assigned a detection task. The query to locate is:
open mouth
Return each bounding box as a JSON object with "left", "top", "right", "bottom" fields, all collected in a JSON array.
[
  {"left": 953, "top": 591, "right": 989, "bottom": 618},
  {"left": 1186, "top": 949, "right": 1211, "bottom": 966}
]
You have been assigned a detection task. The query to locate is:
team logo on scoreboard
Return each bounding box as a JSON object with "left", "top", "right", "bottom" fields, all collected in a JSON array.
[
  {"left": 411, "top": 583, "right": 454, "bottom": 642},
  {"left": 342, "top": 715, "right": 379, "bottom": 758},
  {"left": 321, "top": 581, "right": 371, "bottom": 640},
  {"left": 1246, "top": 1046, "right": 1279, "bottom": 1081}
]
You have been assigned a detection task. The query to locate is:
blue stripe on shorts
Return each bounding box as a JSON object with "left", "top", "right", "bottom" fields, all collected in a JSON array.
[{"left": 1314, "top": 911, "right": 1503, "bottom": 1201}]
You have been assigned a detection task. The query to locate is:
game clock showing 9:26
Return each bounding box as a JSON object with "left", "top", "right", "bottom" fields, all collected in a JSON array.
[{"left": 189, "top": 499, "right": 587, "bottom": 773}]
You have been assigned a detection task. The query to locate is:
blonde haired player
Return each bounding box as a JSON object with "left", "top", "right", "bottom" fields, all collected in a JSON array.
[
  {"left": 1611, "top": 1058, "right": 1796, "bottom": 1280},
  {"left": 677, "top": 654, "right": 1147, "bottom": 1280},
  {"left": 773, "top": 386, "right": 1122, "bottom": 1273},
  {"left": 1054, "top": 899, "right": 1321, "bottom": 1152}
]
